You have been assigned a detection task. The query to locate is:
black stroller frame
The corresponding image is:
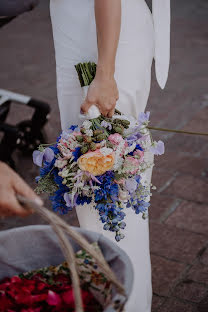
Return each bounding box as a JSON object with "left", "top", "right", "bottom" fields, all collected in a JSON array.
[
  {"left": 0, "top": 0, "right": 51, "bottom": 168},
  {"left": 0, "top": 89, "right": 50, "bottom": 168}
]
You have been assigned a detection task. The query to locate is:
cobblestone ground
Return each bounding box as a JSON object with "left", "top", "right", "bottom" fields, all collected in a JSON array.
[{"left": 0, "top": 0, "right": 208, "bottom": 311}]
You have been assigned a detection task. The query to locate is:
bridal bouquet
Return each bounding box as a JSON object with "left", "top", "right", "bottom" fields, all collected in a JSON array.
[{"left": 33, "top": 63, "right": 164, "bottom": 242}]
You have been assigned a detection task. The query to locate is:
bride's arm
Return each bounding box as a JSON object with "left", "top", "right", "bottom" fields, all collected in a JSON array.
[
  {"left": 81, "top": 0, "right": 121, "bottom": 118},
  {"left": 95, "top": 0, "right": 121, "bottom": 75}
]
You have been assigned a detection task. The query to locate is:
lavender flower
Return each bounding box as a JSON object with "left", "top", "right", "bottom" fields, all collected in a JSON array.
[
  {"left": 150, "top": 140, "right": 165, "bottom": 155},
  {"left": 33, "top": 147, "right": 54, "bottom": 167},
  {"left": 138, "top": 111, "right": 150, "bottom": 124},
  {"left": 126, "top": 131, "right": 142, "bottom": 144},
  {"left": 64, "top": 192, "right": 77, "bottom": 208},
  {"left": 101, "top": 120, "right": 112, "bottom": 130},
  {"left": 125, "top": 178, "right": 138, "bottom": 193}
]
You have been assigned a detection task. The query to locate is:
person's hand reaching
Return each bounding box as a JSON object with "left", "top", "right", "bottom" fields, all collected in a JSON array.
[
  {"left": 81, "top": 69, "right": 119, "bottom": 118},
  {"left": 0, "top": 161, "right": 43, "bottom": 217}
]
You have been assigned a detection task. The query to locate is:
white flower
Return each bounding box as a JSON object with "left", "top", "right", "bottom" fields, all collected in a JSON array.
[
  {"left": 82, "top": 120, "right": 92, "bottom": 130},
  {"left": 60, "top": 168, "right": 69, "bottom": 178},
  {"left": 85, "top": 129, "right": 93, "bottom": 137},
  {"left": 119, "top": 190, "right": 130, "bottom": 202},
  {"left": 124, "top": 142, "right": 136, "bottom": 155},
  {"left": 55, "top": 159, "right": 68, "bottom": 169},
  {"left": 100, "top": 147, "right": 114, "bottom": 156},
  {"left": 113, "top": 140, "right": 126, "bottom": 170},
  {"left": 87, "top": 105, "right": 101, "bottom": 119}
]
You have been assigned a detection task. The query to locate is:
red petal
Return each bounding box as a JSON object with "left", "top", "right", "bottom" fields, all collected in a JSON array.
[
  {"left": 47, "top": 290, "right": 62, "bottom": 306},
  {"left": 62, "top": 289, "right": 74, "bottom": 306}
]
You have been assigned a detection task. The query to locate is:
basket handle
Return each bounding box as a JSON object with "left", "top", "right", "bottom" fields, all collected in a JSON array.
[{"left": 17, "top": 195, "right": 126, "bottom": 311}]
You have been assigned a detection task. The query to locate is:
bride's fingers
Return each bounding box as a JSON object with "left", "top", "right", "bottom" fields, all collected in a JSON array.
[
  {"left": 81, "top": 99, "right": 94, "bottom": 114},
  {"left": 99, "top": 105, "right": 109, "bottom": 117},
  {"left": 107, "top": 108, "right": 115, "bottom": 118}
]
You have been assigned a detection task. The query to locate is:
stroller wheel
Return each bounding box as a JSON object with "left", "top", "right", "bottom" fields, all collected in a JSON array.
[{"left": 17, "top": 120, "right": 47, "bottom": 154}]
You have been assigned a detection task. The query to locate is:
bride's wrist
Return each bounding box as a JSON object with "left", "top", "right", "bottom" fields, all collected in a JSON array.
[{"left": 96, "top": 63, "right": 115, "bottom": 79}]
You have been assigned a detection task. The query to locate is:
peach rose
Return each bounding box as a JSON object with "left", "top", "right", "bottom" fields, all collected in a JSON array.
[{"left": 78, "top": 150, "right": 115, "bottom": 176}]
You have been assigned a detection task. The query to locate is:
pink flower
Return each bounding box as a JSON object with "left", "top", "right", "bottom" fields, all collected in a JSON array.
[
  {"left": 115, "top": 178, "right": 125, "bottom": 185},
  {"left": 124, "top": 156, "right": 140, "bottom": 174},
  {"left": 108, "top": 133, "right": 124, "bottom": 146},
  {"left": 133, "top": 150, "right": 144, "bottom": 163},
  {"left": 73, "top": 131, "right": 82, "bottom": 136}
]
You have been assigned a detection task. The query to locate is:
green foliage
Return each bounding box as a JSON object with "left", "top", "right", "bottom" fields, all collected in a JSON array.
[
  {"left": 35, "top": 174, "right": 58, "bottom": 195},
  {"left": 74, "top": 62, "right": 97, "bottom": 87}
]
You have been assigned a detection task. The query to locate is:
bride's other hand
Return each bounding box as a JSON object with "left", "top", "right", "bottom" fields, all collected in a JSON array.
[
  {"left": 0, "top": 162, "right": 43, "bottom": 217},
  {"left": 81, "top": 68, "right": 119, "bottom": 118}
]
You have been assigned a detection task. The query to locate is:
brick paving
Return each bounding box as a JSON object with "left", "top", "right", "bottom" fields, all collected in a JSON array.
[{"left": 0, "top": 0, "right": 208, "bottom": 311}]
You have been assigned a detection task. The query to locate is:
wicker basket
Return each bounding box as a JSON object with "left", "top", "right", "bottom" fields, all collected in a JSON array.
[{"left": 0, "top": 197, "right": 133, "bottom": 312}]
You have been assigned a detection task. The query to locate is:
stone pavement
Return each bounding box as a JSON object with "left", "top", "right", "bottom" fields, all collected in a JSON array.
[{"left": 0, "top": 0, "right": 208, "bottom": 311}]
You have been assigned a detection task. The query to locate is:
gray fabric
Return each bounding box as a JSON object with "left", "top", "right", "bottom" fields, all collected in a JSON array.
[
  {"left": 0, "top": 225, "right": 133, "bottom": 311},
  {"left": 0, "top": 0, "right": 39, "bottom": 17}
]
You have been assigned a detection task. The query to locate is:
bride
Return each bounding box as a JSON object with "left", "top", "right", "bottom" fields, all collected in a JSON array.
[{"left": 50, "top": 0, "right": 170, "bottom": 311}]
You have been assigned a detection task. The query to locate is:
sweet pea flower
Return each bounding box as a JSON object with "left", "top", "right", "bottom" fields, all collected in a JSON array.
[
  {"left": 138, "top": 111, "right": 150, "bottom": 124},
  {"left": 33, "top": 147, "right": 54, "bottom": 167},
  {"left": 126, "top": 132, "right": 142, "bottom": 145},
  {"left": 64, "top": 192, "right": 78, "bottom": 208},
  {"left": 150, "top": 140, "right": 165, "bottom": 155},
  {"left": 125, "top": 178, "right": 138, "bottom": 193}
]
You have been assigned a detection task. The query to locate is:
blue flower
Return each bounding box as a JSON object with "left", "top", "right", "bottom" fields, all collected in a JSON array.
[
  {"left": 136, "top": 144, "right": 143, "bottom": 151},
  {"left": 134, "top": 200, "right": 150, "bottom": 214},
  {"left": 50, "top": 145, "right": 60, "bottom": 155},
  {"left": 103, "top": 224, "right": 111, "bottom": 231},
  {"left": 69, "top": 125, "right": 78, "bottom": 131},
  {"left": 39, "top": 159, "right": 55, "bottom": 177},
  {"left": 94, "top": 189, "right": 107, "bottom": 202},
  {"left": 128, "top": 143, "right": 143, "bottom": 156},
  {"left": 50, "top": 188, "right": 71, "bottom": 215},
  {"left": 119, "top": 222, "right": 126, "bottom": 229},
  {"left": 72, "top": 147, "right": 82, "bottom": 161},
  {"left": 76, "top": 195, "right": 92, "bottom": 205},
  {"left": 109, "top": 184, "right": 119, "bottom": 201},
  {"left": 100, "top": 215, "right": 109, "bottom": 223}
]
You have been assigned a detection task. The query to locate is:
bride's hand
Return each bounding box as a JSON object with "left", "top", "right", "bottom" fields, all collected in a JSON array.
[{"left": 81, "top": 69, "right": 119, "bottom": 118}]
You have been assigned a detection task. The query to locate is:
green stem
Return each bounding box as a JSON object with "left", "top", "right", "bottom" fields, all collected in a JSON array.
[
  {"left": 148, "top": 126, "right": 208, "bottom": 137},
  {"left": 40, "top": 142, "right": 56, "bottom": 147}
]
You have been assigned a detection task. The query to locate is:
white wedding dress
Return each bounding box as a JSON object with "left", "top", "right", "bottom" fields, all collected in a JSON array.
[{"left": 50, "top": 1, "right": 170, "bottom": 311}]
